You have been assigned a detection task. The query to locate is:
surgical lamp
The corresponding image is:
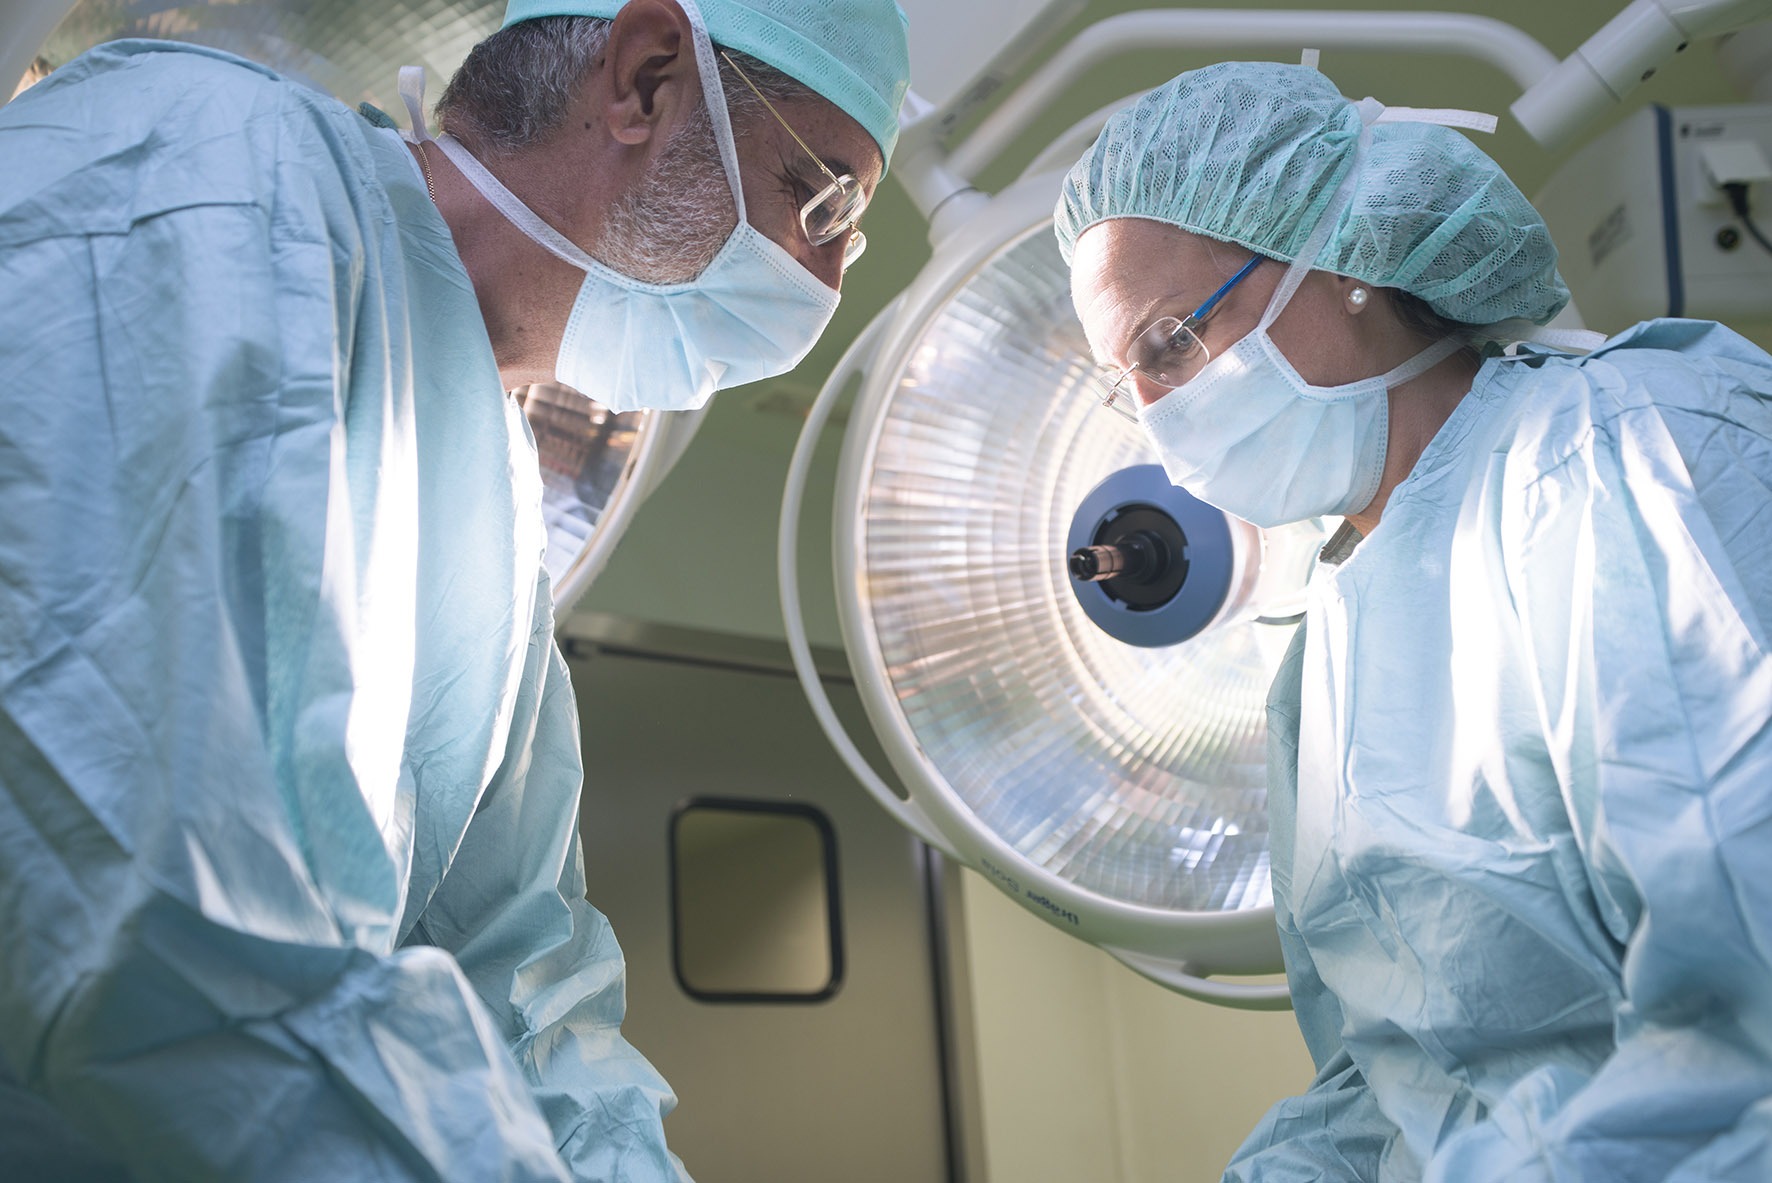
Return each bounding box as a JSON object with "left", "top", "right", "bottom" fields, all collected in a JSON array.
[
  {"left": 780, "top": 184, "right": 1328, "bottom": 1009},
  {"left": 784, "top": 3, "right": 1770, "bottom": 1012}
]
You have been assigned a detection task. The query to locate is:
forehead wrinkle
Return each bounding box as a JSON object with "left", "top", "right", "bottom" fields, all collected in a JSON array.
[
  {"left": 1081, "top": 268, "right": 1184, "bottom": 369},
  {"left": 1078, "top": 279, "right": 1136, "bottom": 367}
]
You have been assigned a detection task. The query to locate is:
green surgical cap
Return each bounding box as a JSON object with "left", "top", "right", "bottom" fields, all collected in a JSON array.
[
  {"left": 502, "top": 0, "right": 911, "bottom": 167},
  {"left": 1055, "top": 61, "right": 1570, "bottom": 326}
]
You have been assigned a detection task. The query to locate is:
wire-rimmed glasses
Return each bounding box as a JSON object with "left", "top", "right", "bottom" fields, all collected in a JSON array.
[
  {"left": 1089, "top": 253, "right": 1266, "bottom": 420},
  {"left": 720, "top": 50, "right": 868, "bottom": 271}
]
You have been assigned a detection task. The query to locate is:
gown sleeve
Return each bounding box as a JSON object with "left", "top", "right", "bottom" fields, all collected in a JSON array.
[
  {"left": 0, "top": 47, "right": 575, "bottom": 1182},
  {"left": 1222, "top": 623, "right": 1399, "bottom": 1183},
  {"left": 1425, "top": 339, "right": 1772, "bottom": 1180},
  {"left": 404, "top": 586, "right": 689, "bottom": 1183}
]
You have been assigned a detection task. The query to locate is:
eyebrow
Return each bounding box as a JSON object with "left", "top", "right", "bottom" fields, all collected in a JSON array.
[
  {"left": 785, "top": 156, "right": 834, "bottom": 183},
  {"left": 787, "top": 154, "right": 882, "bottom": 205},
  {"left": 806, "top": 153, "right": 876, "bottom": 191}
]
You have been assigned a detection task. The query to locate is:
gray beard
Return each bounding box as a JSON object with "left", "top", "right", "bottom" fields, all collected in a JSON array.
[{"left": 598, "top": 100, "right": 739, "bottom": 284}]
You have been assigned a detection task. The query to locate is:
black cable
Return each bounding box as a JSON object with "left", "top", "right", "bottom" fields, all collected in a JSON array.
[{"left": 1723, "top": 182, "right": 1772, "bottom": 257}]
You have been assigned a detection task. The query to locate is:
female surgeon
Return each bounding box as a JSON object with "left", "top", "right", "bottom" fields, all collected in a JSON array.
[{"left": 1057, "top": 61, "right": 1772, "bottom": 1182}]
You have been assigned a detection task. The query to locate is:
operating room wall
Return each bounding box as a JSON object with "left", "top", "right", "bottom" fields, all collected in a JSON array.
[{"left": 955, "top": 870, "right": 1316, "bottom": 1183}]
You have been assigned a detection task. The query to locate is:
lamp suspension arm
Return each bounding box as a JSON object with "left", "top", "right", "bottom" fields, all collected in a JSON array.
[
  {"left": 1512, "top": 0, "right": 1772, "bottom": 148},
  {"left": 941, "top": 8, "right": 1559, "bottom": 185},
  {"left": 1105, "top": 946, "right": 1294, "bottom": 1011},
  {"left": 892, "top": 8, "right": 1553, "bottom": 234},
  {"left": 900, "top": 7, "right": 1552, "bottom": 193}
]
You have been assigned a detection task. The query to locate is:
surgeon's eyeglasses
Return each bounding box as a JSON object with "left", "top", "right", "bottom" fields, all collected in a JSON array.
[
  {"left": 1090, "top": 253, "right": 1266, "bottom": 420},
  {"left": 720, "top": 50, "right": 868, "bottom": 271}
]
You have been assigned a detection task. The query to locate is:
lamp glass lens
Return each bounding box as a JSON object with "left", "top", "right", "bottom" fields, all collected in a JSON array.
[{"left": 516, "top": 385, "right": 645, "bottom": 595}]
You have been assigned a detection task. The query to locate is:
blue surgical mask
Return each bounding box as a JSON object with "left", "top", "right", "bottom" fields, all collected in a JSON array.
[
  {"left": 1140, "top": 310, "right": 1460, "bottom": 529},
  {"left": 404, "top": 0, "right": 839, "bottom": 413},
  {"left": 1136, "top": 103, "right": 1463, "bottom": 528}
]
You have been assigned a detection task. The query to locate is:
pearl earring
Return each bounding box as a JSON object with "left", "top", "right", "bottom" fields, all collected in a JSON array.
[{"left": 1347, "top": 286, "right": 1370, "bottom": 310}]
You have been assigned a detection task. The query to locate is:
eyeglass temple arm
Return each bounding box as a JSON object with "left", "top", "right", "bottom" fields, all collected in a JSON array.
[
  {"left": 1190, "top": 253, "right": 1266, "bottom": 324},
  {"left": 718, "top": 49, "right": 845, "bottom": 188},
  {"left": 1103, "top": 362, "right": 1140, "bottom": 405}
]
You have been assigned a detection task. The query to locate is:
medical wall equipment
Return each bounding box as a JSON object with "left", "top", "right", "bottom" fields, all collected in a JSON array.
[
  {"left": 1510, "top": 0, "right": 1772, "bottom": 149},
  {"left": 1536, "top": 102, "right": 1772, "bottom": 328},
  {"left": 781, "top": 4, "right": 1772, "bottom": 1012},
  {"left": 1, "top": 0, "right": 705, "bottom": 618}
]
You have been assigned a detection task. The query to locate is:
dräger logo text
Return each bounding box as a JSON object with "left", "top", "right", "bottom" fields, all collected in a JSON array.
[{"left": 1024, "top": 890, "right": 1081, "bottom": 927}]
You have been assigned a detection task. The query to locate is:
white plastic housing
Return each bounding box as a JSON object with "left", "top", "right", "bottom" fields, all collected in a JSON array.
[{"left": 1534, "top": 102, "right": 1772, "bottom": 329}]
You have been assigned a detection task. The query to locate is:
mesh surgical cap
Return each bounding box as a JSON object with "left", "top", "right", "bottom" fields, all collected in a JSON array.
[
  {"left": 1055, "top": 61, "right": 1570, "bottom": 327},
  {"left": 503, "top": 0, "right": 912, "bottom": 167}
]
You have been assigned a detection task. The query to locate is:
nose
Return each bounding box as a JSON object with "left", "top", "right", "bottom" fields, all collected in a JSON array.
[
  {"left": 1131, "top": 369, "right": 1174, "bottom": 406},
  {"left": 799, "top": 233, "right": 846, "bottom": 292}
]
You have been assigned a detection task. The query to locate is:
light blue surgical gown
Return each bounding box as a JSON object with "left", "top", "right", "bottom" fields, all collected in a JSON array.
[
  {"left": 0, "top": 41, "right": 684, "bottom": 1182},
  {"left": 1227, "top": 320, "right": 1772, "bottom": 1182}
]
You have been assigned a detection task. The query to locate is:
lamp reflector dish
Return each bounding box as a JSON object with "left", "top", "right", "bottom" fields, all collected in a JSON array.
[{"left": 843, "top": 218, "right": 1317, "bottom": 918}]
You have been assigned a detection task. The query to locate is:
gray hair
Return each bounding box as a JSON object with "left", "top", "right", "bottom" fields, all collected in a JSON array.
[{"left": 436, "top": 15, "right": 817, "bottom": 155}]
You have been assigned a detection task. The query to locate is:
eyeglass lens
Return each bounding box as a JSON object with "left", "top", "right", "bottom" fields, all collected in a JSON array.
[
  {"left": 801, "top": 176, "right": 865, "bottom": 245},
  {"left": 1087, "top": 254, "right": 1263, "bottom": 419},
  {"left": 802, "top": 177, "right": 867, "bottom": 271},
  {"left": 1128, "top": 317, "right": 1210, "bottom": 388},
  {"left": 841, "top": 227, "right": 867, "bottom": 269},
  {"left": 1090, "top": 320, "right": 1208, "bottom": 419}
]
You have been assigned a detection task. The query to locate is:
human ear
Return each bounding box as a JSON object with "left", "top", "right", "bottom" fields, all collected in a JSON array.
[{"left": 601, "top": 0, "right": 699, "bottom": 147}]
